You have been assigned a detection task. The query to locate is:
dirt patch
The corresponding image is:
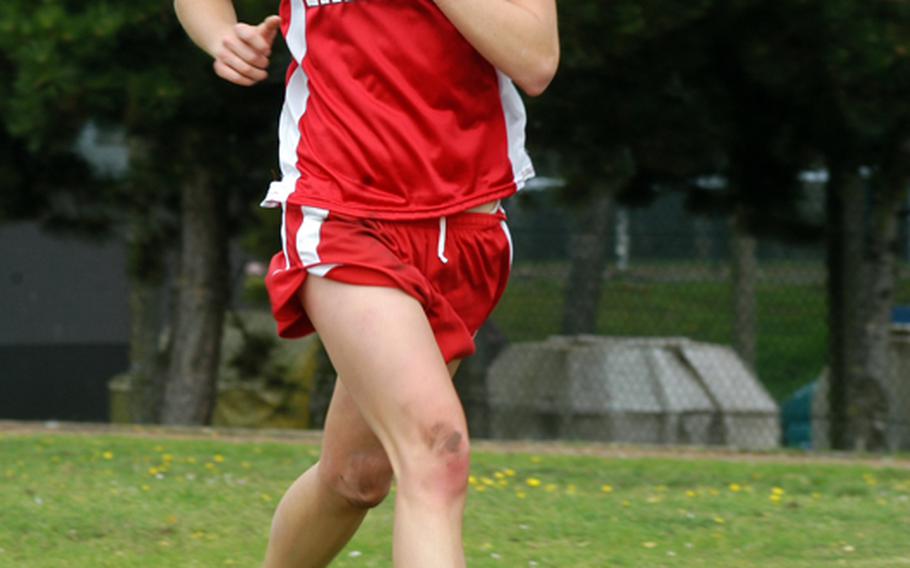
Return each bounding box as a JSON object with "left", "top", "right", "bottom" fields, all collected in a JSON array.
[{"left": 3, "top": 420, "right": 909, "bottom": 470}]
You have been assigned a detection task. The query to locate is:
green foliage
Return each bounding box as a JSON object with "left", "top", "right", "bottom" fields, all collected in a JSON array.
[
  {"left": 0, "top": 0, "right": 284, "bottom": 247},
  {"left": 533, "top": 0, "right": 910, "bottom": 237},
  {"left": 531, "top": 0, "right": 719, "bottom": 190}
]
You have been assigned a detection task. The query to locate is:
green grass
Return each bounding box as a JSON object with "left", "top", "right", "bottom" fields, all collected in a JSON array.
[
  {"left": 2, "top": 432, "right": 910, "bottom": 567},
  {"left": 492, "top": 261, "right": 910, "bottom": 402}
]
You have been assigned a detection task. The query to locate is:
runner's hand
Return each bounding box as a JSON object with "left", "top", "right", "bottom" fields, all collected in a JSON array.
[{"left": 212, "top": 15, "right": 282, "bottom": 86}]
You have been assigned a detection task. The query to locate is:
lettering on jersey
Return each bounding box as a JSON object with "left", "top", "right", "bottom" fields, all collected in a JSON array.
[{"left": 305, "top": 0, "right": 355, "bottom": 7}]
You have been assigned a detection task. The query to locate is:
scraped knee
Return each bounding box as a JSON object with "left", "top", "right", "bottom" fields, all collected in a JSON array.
[
  {"left": 407, "top": 421, "right": 471, "bottom": 501},
  {"left": 320, "top": 451, "right": 393, "bottom": 510}
]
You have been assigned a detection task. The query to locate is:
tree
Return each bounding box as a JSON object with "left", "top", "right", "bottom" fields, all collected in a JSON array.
[
  {"left": 738, "top": 0, "right": 910, "bottom": 449},
  {"left": 528, "top": 0, "right": 721, "bottom": 335},
  {"left": 530, "top": 0, "right": 910, "bottom": 454},
  {"left": 1, "top": 1, "right": 284, "bottom": 424}
]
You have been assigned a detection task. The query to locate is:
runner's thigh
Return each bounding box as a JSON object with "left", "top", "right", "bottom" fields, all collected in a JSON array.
[
  {"left": 303, "top": 276, "right": 467, "bottom": 469},
  {"left": 319, "top": 358, "right": 463, "bottom": 472}
]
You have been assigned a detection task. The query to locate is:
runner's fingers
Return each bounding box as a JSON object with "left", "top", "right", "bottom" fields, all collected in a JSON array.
[
  {"left": 234, "top": 22, "right": 274, "bottom": 58},
  {"left": 222, "top": 32, "right": 271, "bottom": 70},
  {"left": 213, "top": 60, "right": 257, "bottom": 87},
  {"left": 217, "top": 48, "right": 268, "bottom": 84},
  {"left": 258, "top": 15, "right": 283, "bottom": 45}
]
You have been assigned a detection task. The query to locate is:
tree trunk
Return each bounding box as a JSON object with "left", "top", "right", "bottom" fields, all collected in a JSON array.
[
  {"left": 561, "top": 192, "right": 612, "bottom": 335},
  {"left": 126, "top": 263, "right": 169, "bottom": 423},
  {"left": 124, "top": 136, "right": 172, "bottom": 423},
  {"left": 854, "top": 180, "right": 905, "bottom": 450},
  {"left": 826, "top": 168, "right": 867, "bottom": 450},
  {"left": 161, "top": 168, "right": 229, "bottom": 425},
  {"left": 730, "top": 207, "right": 758, "bottom": 373}
]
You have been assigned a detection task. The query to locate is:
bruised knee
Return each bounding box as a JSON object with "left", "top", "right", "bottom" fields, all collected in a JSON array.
[
  {"left": 319, "top": 452, "right": 393, "bottom": 510},
  {"left": 409, "top": 421, "right": 471, "bottom": 499}
]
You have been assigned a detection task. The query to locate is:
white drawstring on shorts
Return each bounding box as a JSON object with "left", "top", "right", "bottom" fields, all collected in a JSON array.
[{"left": 437, "top": 216, "right": 449, "bottom": 264}]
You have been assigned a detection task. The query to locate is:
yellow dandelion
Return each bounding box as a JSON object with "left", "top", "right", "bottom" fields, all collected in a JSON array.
[
  {"left": 260, "top": 493, "right": 273, "bottom": 502},
  {"left": 191, "top": 531, "right": 206, "bottom": 540},
  {"left": 205, "top": 463, "right": 216, "bottom": 471},
  {"left": 504, "top": 468, "right": 517, "bottom": 477},
  {"left": 713, "top": 516, "right": 725, "bottom": 525},
  {"left": 213, "top": 454, "right": 225, "bottom": 464},
  {"left": 526, "top": 478, "right": 542, "bottom": 488},
  {"left": 545, "top": 483, "right": 559, "bottom": 493},
  {"left": 516, "top": 491, "right": 528, "bottom": 499},
  {"left": 497, "top": 480, "right": 509, "bottom": 488},
  {"left": 729, "top": 483, "right": 742, "bottom": 493},
  {"left": 601, "top": 484, "right": 614, "bottom": 494},
  {"left": 771, "top": 487, "right": 785, "bottom": 496},
  {"left": 494, "top": 471, "right": 506, "bottom": 480},
  {"left": 468, "top": 475, "right": 478, "bottom": 486},
  {"left": 475, "top": 485, "right": 487, "bottom": 493},
  {"left": 863, "top": 474, "right": 878, "bottom": 486},
  {"left": 148, "top": 467, "right": 160, "bottom": 476},
  {"left": 481, "top": 477, "right": 495, "bottom": 486},
  {"left": 141, "top": 484, "right": 151, "bottom": 492},
  {"left": 769, "top": 494, "right": 782, "bottom": 503},
  {"left": 685, "top": 490, "right": 697, "bottom": 498},
  {"left": 811, "top": 492, "right": 822, "bottom": 500},
  {"left": 162, "top": 454, "right": 174, "bottom": 463}
]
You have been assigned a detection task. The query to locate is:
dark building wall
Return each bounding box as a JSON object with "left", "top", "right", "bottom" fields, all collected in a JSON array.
[{"left": 0, "top": 222, "right": 130, "bottom": 421}]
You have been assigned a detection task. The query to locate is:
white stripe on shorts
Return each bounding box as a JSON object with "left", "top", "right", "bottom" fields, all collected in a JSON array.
[
  {"left": 500, "top": 219, "right": 514, "bottom": 266},
  {"left": 280, "top": 201, "right": 290, "bottom": 270},
  {"left": 296, "top": 206, "right": 338, "bottom": 277}
]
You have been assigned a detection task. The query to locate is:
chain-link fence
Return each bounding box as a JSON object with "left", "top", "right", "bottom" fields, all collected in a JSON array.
[{"left": 448, "top": 189, "right": 910, "bottom": 452}]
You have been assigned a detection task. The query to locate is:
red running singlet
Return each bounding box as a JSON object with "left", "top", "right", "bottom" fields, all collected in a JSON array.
[{"left": 261, "top": 0, "right": 536, "bottom": 220}]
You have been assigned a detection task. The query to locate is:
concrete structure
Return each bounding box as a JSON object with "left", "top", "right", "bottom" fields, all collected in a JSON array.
[
  {"left": 812, "top": 324, "right": 910, "bottom": 451},
  {"left": 487, "top": 335, "right": 780, "bottom": 450}
]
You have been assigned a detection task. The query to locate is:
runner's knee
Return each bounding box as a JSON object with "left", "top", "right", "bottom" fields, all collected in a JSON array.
[
  {"left": 319, "top": 451, "right": 393, "bottom": 510},
  {"left": 400, "top": 421, "right": 471, "bottom": 502}
]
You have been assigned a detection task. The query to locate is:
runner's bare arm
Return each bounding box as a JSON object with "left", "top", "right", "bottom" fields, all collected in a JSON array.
[
  {"left": 433, "top": 0, "right": 559, "bottom": 96},
  {"left": 173, "top": 0, "right": 281, "bottom": 86}
]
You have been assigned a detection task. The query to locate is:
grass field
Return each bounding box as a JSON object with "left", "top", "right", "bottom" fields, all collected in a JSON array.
[
  {"left": 492, "top": 261, "right": 910, "bottom": 402},
  {"left": 2, "top": 430, "right": 909, "bottom": 567}
]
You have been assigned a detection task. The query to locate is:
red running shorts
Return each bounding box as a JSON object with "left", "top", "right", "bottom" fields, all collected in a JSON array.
[{"left": 265, "top": 205, "right": 513, "bottom": 363}]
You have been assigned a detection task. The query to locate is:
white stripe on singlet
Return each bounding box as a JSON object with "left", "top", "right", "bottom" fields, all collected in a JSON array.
[
  {"left": 261, "top": 0, "right": 310, "bottom": 208},
  {"left": 496, "top": 70, "right": 536, "bottom": 192}
]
